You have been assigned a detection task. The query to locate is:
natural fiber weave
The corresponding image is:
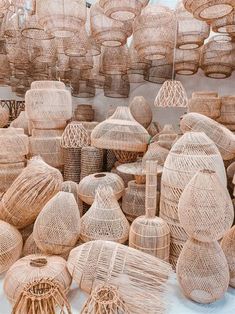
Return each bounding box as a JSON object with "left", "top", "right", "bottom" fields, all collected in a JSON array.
[
  {"left": 81, "top": 122, "right": 99, "bottom": 139},
  {"left": 188, "top": 92, "right": 221, "bottom": 119},
  {"left": 0, "top": 106, "right": 9, "bottom": 127},
  {"left": 1, "top": 158, "right": 63, "bottom": 228},
  {"left": 221, "top": 226, "right": 235, "bottom": 288},
  {"left": 67, "top": 240, "right": 172, "bottom": 314},
  {"left": 147, "top": 122, "right": 160, "bottom": 137},
  {"left": 106, "top": 149, "right": 117, "bottom": 171},
  {"left": 143, "top": 143, "right": 170, "bottom": 167},
  {"left": 80, "top": 146, "right": 104, "bottom": 180},
  {"left": 175, "top": 49, "right": 200, "bottom": 75},
  {"left": 104, "top": 75, "right": 130, "bottom": 99},
  {"left": 0, "top": 220, "right": 23, "bottom": 274},
  {"left": 178, "top": 169, "right": 234, "bottom": 242},
  {"left": 91, "top": 106, "right": 150, "bottom": 152},
  {"left": 180, "top": 112, "right": 235, "bottom": 160},
  {"left": 19, "top": 223, "right": 34, "bottom": 243},
  {"left": 212, "top": 11, "right": 235, "bottom": 36},
  {"left": 80, "top": 186, "right": 130, "bottom": 243},
  {"left": 176, "top": 238, "right": 229, "bottom": 304},
  {"left": 0, "top": 162, "right": 24, "bottom": 194},
  {"left": 74, "top": 105, "right": 94, "bottom": 122},
  {"left": 111, "top": 163, "right": 134, "bottom": 187},
  {"left": 152, "top": 124, "right": 178, "bottom": 147},
  {"left": 129, "top": 96, "right": 152, "bottom": 129},
  {"left": 100, "top": 45, "right": 129, "bottom": 76},
  {"left": 31, "top": 80, "right": 65, "bottom": 90},
  {"left": 81, "top": 284, "right": 130, "bottom": 314},
  {"left": 23, "top": 233, "right": 42, "bottom": 257},
  {"left": 4, "top": 254, "right": 72, "bottom": 305},
  {"left": 78, "top": 172, "right": 124, "bottom": 205},
  {"left": 61, "top": 181, "right": 83, "bottom": 216},
  {"left": 217, "top": 96, "right": 235, "bottom": 125},
  {"left": 10, "top": 111, "right": 29, "bottom": 135},
  {"left": 33, "top": 191, "right": 80, "bottom": 255}
]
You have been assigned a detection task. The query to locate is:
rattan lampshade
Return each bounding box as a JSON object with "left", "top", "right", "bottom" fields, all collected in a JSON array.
[
  {"left": 217, "top": 96, "right": 235, "bottom": 127},
  {"left": 64, "top": 28, "right": 89, "bottom": 57},
  {"left": 74, "top": 104, "right": 95, "bottom": 122},
  {"left": 21, "top": 13, "right": 54, "bottom": 40},
  {"left": 212, "top": 11, "right": 235, "bottom": 36},
  {"left": 221, "top": 226, "right": 235, "bottom": 288},
  {"left": 183, "top": 0, "right": 235, "bottom": 21},
  {"left": 80, "top": 146, "right": 104, "bottom": 180},
  {"left": 100, "top": 45, "right": 129, "bottom": 75},
  {"left": 37, "top": 0, "right": 87, "bottom": 38},
  {"left": 133, "top": 5, "right": 176, "bottom": 61},
  {"left": 144, "top": 59, "right": 173, "bottom": 84},
  {"left": 104, "top": 74, "right": 130, "bottom": 98},
  {"left": 129, "top": 96, "right": 152, "bottom": 129},
  {"left": 175, "top": 49, "right": 200, "bottom": 75}
]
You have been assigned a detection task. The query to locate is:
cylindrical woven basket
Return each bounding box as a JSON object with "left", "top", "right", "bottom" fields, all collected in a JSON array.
[
  {"left": 175, "top": 49, "right": 200, "bottom": 75},
  {"left": 100, "top": 45, "right": 129, "bottom": 75},
  {"left": 217, "top": 96, "right": 235, "bottom": 125},
  {"left": 22, "top": 233, "right": 42, "bottom": 257},
  {"left": 221, "top": 226, "right": 235, "bottom": 288},
  {"left": 212, "top": 11, "right": 235, "bottom": 36},
  {"left": 74, "top": 104, "right": 94, "bottom": 122},
  {"left": 80, "top": 146, "right": 104, "bottom": 180},
  {"left": 144, "top": 60, "right": 173, "bottom": 84},
  {"left": 105, "top": 149, "right": 117, "bottom": 172},
  {"left": 0, "top": 106, "right": 9, "bottom": 127},
  {"left": 188, "top": 92, "right": 221, "bottom": 119},
  {"left": 104, "top": 74, "right": 130, "bottom": 99}
]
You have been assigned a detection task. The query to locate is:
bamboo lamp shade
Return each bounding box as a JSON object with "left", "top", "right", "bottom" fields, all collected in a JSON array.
[
  {"left": 91, "top": 106, "right": 150, "bottom": 153},
  {"left": 100, "top": 46, "right": 129, "bottom": 75},
  {"left": 133, "top": 5, "right": 176, "bottom": 61},
  {"left": 188, "top": 92, "right": 221, "bottom": 119},
  {"left": 78, "top": 172, "right": 124, "bottom": 205},
  {"left": 221, "top": 226, "right": 235, "bottom": 287},
  {"left": 81, "top": 121, "right": 99, "bottom": 139},
  {"left": 67, "top": 240, "right": 172, "bottom": 314},
  {"left": 104, "top": 74, "right": 130, "bottom": 98},
  {"left": 176, "top": 238, "right": 229, "bottom": 304},
  {"left": 80, "top": 186, "right": 130, "bottom": 244},
  {"left": 22, "top": 233, "right": 42, "bottom": 257},
  {"left": 21, "top": 14, "right": 54, "bottom": 40},
  {"left": 31, "top": 80, "right": 65, "bottom": 90},
  {"left": 0, "top": 162, "right": 24, "bottom": 194},
  {"left": 176, "top": 1, "right": 210, "bottom": 49},
  {"left": 99, "top": 0, "right": 149, "bottom": 21},
  {"left": 1, "top": 158, "right": 63, "bottom": 229},
  {"left": 0, "top": 220, "right": 23, "bottom": 274},
  {"left": 61, "top": 181, "right": 83, "bottom": 216},
  {"left": 34, "top": 38, "right": 57, "bottom": 65},
  {"left": 183, "top": 0, "right": 235, "bottom": 21},
  {"left": 178, "top": 169, "right": 234, "bottom": 242},
  {"left": 33, "top": 191, "right": 81, "bottom": 255},
  {"left": 80, "top": 146, "right": 104, "bottom": 180},
  {"left": 175, "top": 49, "right": 200, "bottom": 75},
  {"left": 154, "top": 80, "right": 188, "bottom": 108},
  {"left": 217, "top": 96, "right": 235, "bottom": 125},
  {"left": 212, "top": 11, "right": 235, "bottom": 36},
  {"left": 180, "top": 112, "right": 235, "bottom": 160},
  {"left": 74, "top": 104, "right": 95, "bottom": 122},
  {"left": 37, "top": 0, "right": 87, "bottom": 38},
  {"left": 143, "top": 142, "right": 170, "bottom": 167},
  {"left": 64, "top": 28, "right": 89, "bottom": 57},
  {"left": 72, "top": 79, "right": 96, "bottom": 98},
  {"left": 19, "top": 223, "right": 34, "bottom": 243},
  {"left": 4, "top": 254, "right": 72, "bottom": 305},
  {"left": 106, "top": 149, "right": 117, "bottom": 171},
  {"left": 144, "top": 60, "right": 173, "bottom": 84},
  {"left": 129, "top": 96, "right": 152, "bottom": 128},
  {"left": 152, "top": 124, "right": 178, "bottom": 146}
]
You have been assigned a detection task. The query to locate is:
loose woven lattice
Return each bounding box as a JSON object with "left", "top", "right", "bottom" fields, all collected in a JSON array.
[
  {"left": 129, "top": 96, "right": 152, "bottom": 129},
  {"left": 0, "top": 220, "right": 23, "bottom": 274},
  {"left": 1, "top": 158, "right": 63, "bottom": 229},
  {"left": 221, "top": 226, "right": 235, "bottom": 288},
  {"left": 61, "top": 181, "right": 83, "bottom": 216},
  {"left": 175, "top": 49, "right": 200, "bottom": 76},
  {"left": 67, "top": 240, "right": 173, "bottom": 314},
  {"left": 91, "top": 106, "right": 150, "bottom": 152},
  {"left": 0, "top": 162, "right": 24, "bottom": 194},
  {"left": 78, "top": 172, "right": 124, "bottom": 205},
  {"left": 33, "top": 191, "right": 81, "bottom": 255},
  {"left": 176, "top": 238, "right": 230, "bottom": 304},
  {"left": 80, "top": 186, "right": 129, "bottom": 244},
  {"left": 81, "top": 284, "right": 130, "bottom": 314},
  {"left": 212, "top": 11, "right": 235, "bottom": 36},
  {"left": 106, "top": 149, "right": 117, "bottom": 172},
  {"left": 100, "top": 46, "right": 129, "bottom": 75},
  {"left": 30, "top": 81, "right": 65, "bottom": 90},
  {"left": 19, "top": 223, "right": 34, "bottom": 243},
  {"left": 178, "top": 169, "right": 234, "bottom": 242},
  {"left": 80, "top": 146, "right": 104, "bottom": 180},
  {"left": 154, "top": 80, "right": 188, "bottom": 108},
  {"left": 180, "top": 112, "right": 235, "bottom": 160},
  {"left": 4, "top": 254, "right": 72, "bottom": 305}
]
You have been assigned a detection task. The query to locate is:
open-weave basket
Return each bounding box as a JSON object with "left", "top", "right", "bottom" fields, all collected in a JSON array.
[
  {"left": 100, "top": 46, "right": 129, "bottom": 76},
  {"left": 212, "top": 11, "right": 235, "bottom": 36},
  {"left": 0, "top": 220, "right": 23, "bottom": 274},
  {"left": 1, "top": 158, "right": 63, "bottom": 229},
  {"left": 30, "top": 80, "right": 65, "bottom": 90},
  {"left": 80, "top": 186, "right": 130, "bottom": 244},
  {"left": 129, "top": 96, "right": 152, "bottom": 129},
  {"left": 74, "top": 104, "right": 95, "bottom": 122},
  {"left": 144, "top": 59, "right": 173, "bottom": 84},
  {"left": 176, "top": 238, "right": 229, "bottom": 304},
  {"left": 61, "top": 181, "right": 83, "bottom": 216},
  {"left": 104, "top": 74, "right": 130, "bottom": 99},
  {"left": 217, "top": 96, "right": 235, "bottom": 125},
  {"left": 78, "top": 172, "right": 124, "bottom": 205},
  {"left": 0, "top": 162, "right": 25, "bottom": 194},
  {"left": 105, "top": 149, "right": 117, "bottom": 171},
  {"left": 175, "top": 49, "right": 200, "bottom": 75},
  {"left": 80, "top": 146, "right": 104, "bottom": 180},
  {"left": 67, "top": 240, "right": 172, "bottom": 314},
  {"left": 180, "top": 112, "right": 235, "bottom": 160},
  {"left": 221, "top": 226, "right": 235, "bottom": 288},
  {"left": 23, "top": 233, "right": 42, "bottom": 257}
]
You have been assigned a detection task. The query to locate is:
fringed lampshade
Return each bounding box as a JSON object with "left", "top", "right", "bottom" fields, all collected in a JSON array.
[
  {"left": 99, "top": 0, "right": 149, "bottom": 21},
  {"left": 133, "top": 5, "right": 176, "bottom": 61},
  {"left": 183, "top": 0, "right": 235, "bottom": 21},
  {"left": 100, "top": 45, "right": 129, "bottom": 75},
  {"left": 175, "top": 49, "right": 200, "bottom": 75},
  {"left": 154, "top": 80, "right": 188, "bottom": 108},
  {"left": 201, "top": 35, "right": 235, "bottom": 79},
  {"left": 104, "top": 74, "right": 130, "bottom": 98},
  {"left": 176, "top": 0, "right": 210, "bottom": 49},
  {"left": 37, "top": 0, "right": 87, "bottom": 38},
  {"left": 212, "top": 11, "right": 235, "bottom": 36}
]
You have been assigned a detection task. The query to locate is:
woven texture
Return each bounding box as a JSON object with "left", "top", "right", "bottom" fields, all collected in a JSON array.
[
  {"left": 221, "top": 226, "right": 235, "bottom": 288},
  {"left": 33, "top": 192, "right": 81, "bottom": 255},
  {"left": 106, "top": 149, "right": 117, "bottom": 171},
  {"left": 80, "top": 186, "right": 130, "bottom": 244},
  {"left": 80, "top": 146, "right": 104, "bottom": 180},
  {"left": 78, "top": 172, "right": 124, "bottom": 205},
  {"left": 1, "top": 158, "right": 63, "bottom": 229},
  {"left": 74, "top": 105, "right": 94, "bottom": 122},
  {"left": 180, "top": 112, "right": 235, "bottom": 160},
  {"left": 10, "top": 111, "right": 29, "bottom": 135},
  {"left": 4, "top": 254, "right": 72, "bottom": 305},
  {"left": 0, "top": 162, "right": 24, "bottom": 194},
  {"left": 0, "top": 106, "right": 9, "bottom": 127},
  {"left": 0, "top": 220, "right": 23, "bottom": 274},
  {"left": 129, "top": 96, "right": 152, "bottom": 128},
  {"left": 217, "top": 96, "right": 235, "bottom": 126},
  {"left": 67, "top": 240, "right": 172, "bottom": 314},
  {"left": 188, "top": 92, "right": 221, "bottom": 119},
  {"left": 61, "top": 181, "right": 83, "bottom": 216},
  {"left": 100, "top": 46, "right": 129, "bottom": 75},
  {"left": 23, "top": 233, "right": 42, "bottom": 257},
  {"left": 104, "top": 74, "right": 130, "bottom": 99},
  {"left": 175, "top": 49, "right": 200, "bottom": 75},
  {"left": 212, "top": 11, "right": 235, "bottom": 36}
]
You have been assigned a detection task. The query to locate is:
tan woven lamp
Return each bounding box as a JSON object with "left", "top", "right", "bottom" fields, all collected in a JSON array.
[
  {"left": 221, "top": 226, "right": 235, "bottom": 288},
  {"left": 100, "top": 45, "right": 129, "bottom": 75},
  {"left": 217, "top": 96, "right": 235, "bottom": 129},
  {"left": 104, "top": 74, "right": 130, "bottom": 98},
  {"left": 61, "top": 181, "right": 83, "bottom": 216},
  {"left": 175, "top": 48, "right": 200, "bottom": 75},
  {"left": 144, "top": 59, "right": 173, "bottom": 84},
  {"left": 129, "top": 96, "right": 152, "bottom": 129},
  {"left": 212, "top": 11, "right": 235, "bottom": 36},
  {"left": 21, "top": 13, "right": 54, "bottom": 40},
  {"left": 74, "top": 104, "right": 94, "bottom": 122},
  {"left": 80, "top": 146, "right": 104, "bottom": 180},
  {"left": 64, "top": 28, "right": 89, "bottom": 57}
]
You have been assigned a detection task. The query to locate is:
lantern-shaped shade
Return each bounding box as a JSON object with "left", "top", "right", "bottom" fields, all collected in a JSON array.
[{"left": 175, "top": 49, "right": 200, "bottom": 75}]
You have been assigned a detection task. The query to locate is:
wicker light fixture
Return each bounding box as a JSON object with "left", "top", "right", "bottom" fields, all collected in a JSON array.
[
  {"left": 100, "top": 45, "right": 129, "bottom": 75},
  {"left": 175, "top": 49, "right": 200, "bottom": 75},
  {"left": 212, "top": 11, "right": 235, "bottom": 36},
  {"left": 144, "top": 59, "right": 173, "bottom": 84},
  {"left": 104, "top": 74, "right": 130, "bottom": 98}
]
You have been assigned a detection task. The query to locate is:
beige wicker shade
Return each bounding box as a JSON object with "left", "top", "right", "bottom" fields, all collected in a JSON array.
[
  {"left": 78, "top": 172, "right": 124, "bottom": 205},
  {"left": 0, "top": 220, "right": 23, "bottom": 274},
  {"left": 34, "top": 38, "right": 57, "bottom": 65},
  {"left": 154, "top": 80, "right": 188, "bottom": 108},
  {"left": 188, "top": 92, "right": 221, "bottom": 119},
  {"left": 61, "top": 181, "right": 83, "bottom": 216},
  {"left": 19, "top": 223, "right": 34, "bottom": 243},
  {"left": 183, "top": 0, "right": 235, "bottom": 21},
  {"left": 22, "top": 233, "right": 42, "bottom": 257},
  {"left": 176, "top": 238, "right": 229, "bottom": 304},
  {"left": 100, "top": 46, "right": 129, "bottom": 75},
  {"left": 37, "top": 0, "right": 87, "bottom": 38},
  {"left": 64, "top": 28, "right": 89, "bottom": 57},
  {"left": 91, "top": 106, "right": 150, "bottom": 153},
  {"left": 74, "top": 104, "right": 94, "bottom": 122},
  {"left": 144, "top": 59, "right": 173, "bottom": 84},
  {"left": 221, "top": 226, "right": 235, "bottom": 288},
  {"left": 80, "top": 186, "right": 130, "bottom": 244},
  {"left": 0, "top": 106, "right": 9, "bottom": 127},
  {"left": 175, "top": 49, "right": 200, "bottom": 75},
  {"left": 21, "top": 14, "right": 54, "bottom": 40},
  {"left": 133, "top": 5, "right": 176, "bottom": 61},
  {"left": 212, "top": 11, "right": 235, "bottom": 36},
  {"left": 104, "top": 74, "right": 130, "bottom": 98},
  {"left": 217, "top": 96, "right": 235, "bottom": 126},
  {"left": 176, "top": 0, "right": 210, "bottom": 49},
  {"left": 129, "top": 96, "right": 152, "bottom": 129},
  {"left": 180, "top": 112, "right": 235, "bottom": 160},
  {"left": 80, "top": 146, "right": 104, "bottom": 180},
  {"left": 67, "top": 240, "right": 172, "bottom": 314}
]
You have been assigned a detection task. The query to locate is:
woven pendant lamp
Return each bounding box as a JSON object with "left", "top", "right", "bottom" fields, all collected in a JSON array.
[
  {"left": 21, "top": 13, "right": 54, "bottom": 40},
  {"left": 221, "top": 226, "right": 235, "bottom": 288},
  {"left": 60, "top": 122, "right": 90, "bottom": 183},
  {"left": 104, "top": 74, "right": 130, "bottom": 99},
  {"left": 217, "top": 96, "right": 235, "bottom": 128},
  {"left": 129, "top": 160, "right": 170, "bottom": 261},
  {"left": 212, "top": 11, "right": 235, "bottom": 36},
  {"left": 129, "top": 96, "right": 152, "bottom": 129},
  {"left": 100, "top": 45, "right": 129, "bottom": 75},
  {"left": 175, "top": 49, "right": 200, "bottom": 75},
  {"left": 144, "top": 59, "right": 173, "bottom": 84},
  {"left": 183, "top": 0, "right": 235, "bottom": 21}
]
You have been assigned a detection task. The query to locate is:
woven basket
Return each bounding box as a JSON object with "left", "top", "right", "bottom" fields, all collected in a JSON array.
[
  {"left": 100, "top": 46, "right": 129, "bottom": 75},
  {"left": 144, "top": 60, "right": 173, "bottom": 84},
  {"left": 72, "top": 79, "right": 96, "bottom": 98},
  {"left": 80, "top": 146, "right": 104, "bottom": 180},
  {"left": 129, "top": 96, "right": 152, "bottom": 129},
  {"left": 61, "top": 181, "right": 83, "bottom": 216},
  {"left": 80, "top": 186, "right": 130, "bottom": 244},
  {"left": 1, "top": 158, "right": 63, "bottom": 229},
  {"left": 33, "top": 191, "right": 80, "bottom": 255},
  {"left": 78, "top": 172, "right": 124, "bottom": 205},
  {"left": 30, "top": 80, "right": 65, "bottom": 90},
  {"left": 221, "top": 226, "right": 235, "bottom": 288},
  {"left": 19, "top": 223, "right": 34, "bottom": 243},
  {"left": 0, "top": 106, "right": 9, "bottom": 127},
  {"left": 111, "top": 162, "right": 134, "bottom": 187},
  {"left": 74, "top": 104, "right": 94, "bottom": 122},
  {"left": 188, "top": 92, "right": 221, "bottom": 119},
  {"left": 105, "top": 149, "right": 117, "bottom": 171},
  {"left": 176, "top": 238, "right": 229, "bottom": 304},
  {"left": 217, "top": 96, "right": 235, "bottom": 125},
  {"left": 0, "top": 220, "right": 23, "bottom": 274},
  {"left": 143, "top": 143, "right": 170, "bottom": 167},
  {"left": 10, "top": 112, "right": 29, "bottom": 135},
  {"left": 67, "top": 240, "right": 172, "bottom": 314},
  {"left": 180, "top": 112, "right": 235, "bottom": 160},
  {"left": 0, "top": 162, "right": 24, "bottom": 194}
]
